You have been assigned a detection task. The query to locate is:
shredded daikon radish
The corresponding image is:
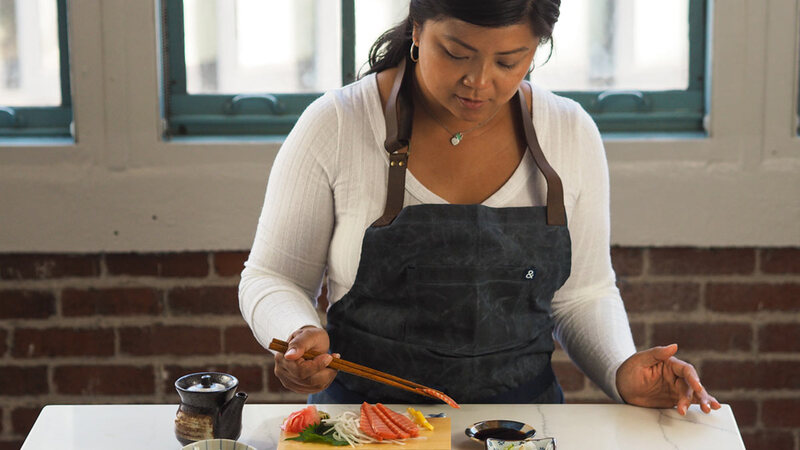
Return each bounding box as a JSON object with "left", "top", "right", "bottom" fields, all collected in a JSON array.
[{"left": 322, "top": 411, "right": 409, "bottom": 447}]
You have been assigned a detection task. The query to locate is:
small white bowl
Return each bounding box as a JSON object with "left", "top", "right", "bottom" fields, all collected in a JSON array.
[{"left": 181, "top": 439, "right": 256, "bottom": 450}]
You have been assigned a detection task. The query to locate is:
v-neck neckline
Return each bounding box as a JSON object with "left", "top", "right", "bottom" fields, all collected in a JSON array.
[
  {"left": 365, "top": 73, "right": 538, "bottom": 208},
  {"left": 404, "top": 149, "right": 535, "bottom": 207}
]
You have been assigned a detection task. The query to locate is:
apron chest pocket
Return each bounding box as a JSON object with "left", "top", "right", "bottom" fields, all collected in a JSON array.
[{"left": 404, "top": 264, "right": 548, "bottom": 355}]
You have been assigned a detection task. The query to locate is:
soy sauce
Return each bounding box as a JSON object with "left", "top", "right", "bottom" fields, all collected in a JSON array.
[{"left": 474, "top": 428, "right": 529, "bottom": 441}]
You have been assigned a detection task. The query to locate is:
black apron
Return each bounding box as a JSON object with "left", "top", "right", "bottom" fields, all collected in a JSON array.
[{"left": 309, "top": 60, "right": 572, "bottom": 405}]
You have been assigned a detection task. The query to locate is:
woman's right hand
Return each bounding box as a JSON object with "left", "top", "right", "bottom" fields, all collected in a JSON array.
[{"left": 273, "top": 326, "right": 339, "bottom": 394}]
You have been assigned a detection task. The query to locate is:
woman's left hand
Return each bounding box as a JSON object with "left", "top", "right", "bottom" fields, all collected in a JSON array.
[{"left": 616, "top": 344, "right": 722, "bottom": 415}]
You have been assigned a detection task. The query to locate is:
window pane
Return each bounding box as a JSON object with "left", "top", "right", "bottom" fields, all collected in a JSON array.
[
  {"left": 0, "top": 0, "right": 61, "bottom": 106},
  {"left": 535, "top": 0, "right": 690, "bottom": 91},
  {"left": 354, "top": 0, "right": 690, "bottom": 92},
  {"left": 183, "top": 0, "right": 341, "bottom": 94},
  {"left": 354, "top": 0, "right": 409, "bottom": 76}
]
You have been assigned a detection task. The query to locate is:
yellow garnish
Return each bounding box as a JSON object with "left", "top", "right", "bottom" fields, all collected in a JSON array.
[{"left": 407, "top": 407, "right": 434, "bottom": 431}]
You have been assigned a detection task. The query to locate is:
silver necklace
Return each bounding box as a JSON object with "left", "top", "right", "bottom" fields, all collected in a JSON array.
[{"left": 418, "top": 99, "right": 500, "bottom": 146}]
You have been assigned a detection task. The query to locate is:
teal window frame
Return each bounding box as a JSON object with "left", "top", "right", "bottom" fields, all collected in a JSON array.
[
  {"left": 161, "top": 0, "right": 356, "bottom": 137},
  {"left": 559, "top": 0, "right": 708, "bottom": 134},
  {"left": 0, "top": 0, "right": 72, "bottom": 139},
  {"left": 161, "top": 0, "right": 707, "bottom": 138}
]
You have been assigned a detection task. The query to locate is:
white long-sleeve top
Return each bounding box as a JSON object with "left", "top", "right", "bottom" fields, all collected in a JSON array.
[{"left": 239, "top": 73, "right": 636, "bottom": 402}]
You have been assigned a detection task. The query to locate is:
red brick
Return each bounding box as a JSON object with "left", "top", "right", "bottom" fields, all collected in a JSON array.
[
  {"left": 0, "top": 329, "right": 7, "bottom": 356},
  {"left": 12, "top": 328, "right": 114, "bottom": 358},
  {"left": 105, "top": 252, "right": 208, "bottom": 277},
  {"left": 0, "top": 366, "right": 48, "bottom": 395},
  {"left": 761, "top": 248, "right": 800, "bottom": 274},
  {"left": 760, "top": 323, "right": 800, "bottom": 352},
  {"left": 11, "top": 406, "right": 41, "bottom": 435},
  {"left": 0, "top": 254, "right": 100, "bottom": 279},
  {"left": 553, "top": 361, "right": 585, "bottom": 392},
  {"left": 119, "top": 325, "right": 220, "bottom": 355},
  {"left": 726, "top": 399, "right": 757, "bottom": 428},
  {"left": 62, "top": 287, "right": 162, "bottom": 316},
  {"left": 741, "top": 430, "right": 794, "bottom": 450},
  {"left": 168, "top": 286, "right": 240, "bottom": 315},
  {"left": 629, "top": 322, "right": 646, "bottom": 349},
  {"left": 214, "top": 251, "right": 248, "bottom": 277},
  {"left": 651, "top": 323, "right": 751, "bottom": 351},
  {"left": 0, "top": 290, "right": 55, "bottom": 319},
  {"left": 54, "top": 365, "right": 154, "bottom": 395},
  {"left": 702, "top": 360, "right": 800, "bottom": 390},
  {"left": 649, "top": 248, "right": 755, "bottom": 275},
  {"left": 162, "top": 364, "right": 263, "bottom": 401},
  {"left": 762, "top": 399, "right": 800, "bottom": 427},
  {"left": 610, "top": 247, "right": 644, "bottom": 277},
  {"left": 619, "top": 281, "right": 700, "bottom": 312},
  {"left": 224, "top": 326, "right": 266, "bottom": 354},
  {"left": 706, "top": 283, "right": 800, "bottom": 312},
  {"left": 267, "top": 361, "right": 291, "bottom": 393},
  {"left": 703, "top": 361, "right": 760, "bottom": 390},
  {"left": 0, "top": 440, "right": 25, "bottom": 450},
  {"left": 757, "top": 361, "right": 791, "bottom": 390}
]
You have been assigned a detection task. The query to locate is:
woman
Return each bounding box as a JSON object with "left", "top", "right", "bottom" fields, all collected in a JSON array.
[{"left": 240, "top": 0, "right": 720, "bottom": 414}]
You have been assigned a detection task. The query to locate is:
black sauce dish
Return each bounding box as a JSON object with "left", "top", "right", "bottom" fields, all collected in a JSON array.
[{"left": 465, "top": 420, "right": 536, "bottom": 443}]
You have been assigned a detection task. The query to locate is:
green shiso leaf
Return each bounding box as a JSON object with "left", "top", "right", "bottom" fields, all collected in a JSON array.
[{"left": 285, "top": 423, "right": 349, "bottom": 446}]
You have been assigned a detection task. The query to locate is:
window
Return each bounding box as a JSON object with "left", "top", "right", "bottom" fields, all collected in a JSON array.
[
  {"left": 0, "top": 0, "right": 72, "bottom": 139},
  {"left": 162, "top": 0, "right": 340, "bottom": 137},
  {"left": 536, "top": 0, "right": 707, "bottom": 134},
  {"left": 161, "top": 0, "right": 707, "bottom": 138}
]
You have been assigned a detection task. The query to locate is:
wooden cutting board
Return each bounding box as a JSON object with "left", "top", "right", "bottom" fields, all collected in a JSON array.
[{"left": 277, "top": 417, "right": 451, "bottom": 449}]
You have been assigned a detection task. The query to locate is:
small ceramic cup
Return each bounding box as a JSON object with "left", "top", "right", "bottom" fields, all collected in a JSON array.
[{"left": 485, "top": 436, "right": 557, "bottom": 450}]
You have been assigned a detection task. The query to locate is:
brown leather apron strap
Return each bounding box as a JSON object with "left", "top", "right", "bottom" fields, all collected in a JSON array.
[
  {"left": 372, "top": 152, "right": 409, "bottom": 227},
  {"left": 516, "top": 86, "right": 567, "bottom": 226},
  {"left": 373, "top": 61, "right": 567, "bottom": 227},
  {"left": 383, "top": 59, "right": 412, "bottom": 153},
  {"left": 373, "top": 58, "right": 413, "bottom": 227}
]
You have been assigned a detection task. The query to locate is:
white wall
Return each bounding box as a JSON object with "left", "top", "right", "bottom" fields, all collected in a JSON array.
[{"left": 0, "top": 0, "right": 798, "bottom": 252}]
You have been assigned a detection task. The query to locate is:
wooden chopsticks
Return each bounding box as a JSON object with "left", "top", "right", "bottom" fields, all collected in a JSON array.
[{"left": 269, "top": 338, "right": 459, "bottom": 408}]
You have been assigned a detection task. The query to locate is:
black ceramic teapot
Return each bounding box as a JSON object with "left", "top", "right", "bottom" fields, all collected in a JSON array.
[{"left": 174, "top": 372, "right": 248, "bottom": 445}]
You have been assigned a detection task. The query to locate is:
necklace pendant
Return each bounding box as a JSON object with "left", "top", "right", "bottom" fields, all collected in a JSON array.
[{"left": 450, "top": 132, "right": 463, "bottom": 146}]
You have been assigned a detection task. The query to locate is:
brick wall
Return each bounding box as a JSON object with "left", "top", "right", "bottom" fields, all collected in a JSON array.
[{"left": 0, "top": 248, "right": 798, "bottom": 450}]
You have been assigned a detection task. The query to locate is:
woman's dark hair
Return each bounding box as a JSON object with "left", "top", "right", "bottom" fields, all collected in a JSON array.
[{"left": 362, "top": 0, "right": 561, "bottom": 76}]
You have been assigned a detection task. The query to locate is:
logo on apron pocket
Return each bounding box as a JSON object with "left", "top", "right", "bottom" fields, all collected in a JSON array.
[{"left": 524, "top": 267, "right": 536, "bottom": 280}]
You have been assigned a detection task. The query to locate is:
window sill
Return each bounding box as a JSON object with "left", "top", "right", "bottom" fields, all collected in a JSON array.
[
  {"left": 164, "top": 135, "right": 287, "bottom": 145},
  {"left": 0, "top": 136, "right": 75, "bottom": 148},
  {"left": 602, "top": 131, "right": 708, "bottom": 142}
]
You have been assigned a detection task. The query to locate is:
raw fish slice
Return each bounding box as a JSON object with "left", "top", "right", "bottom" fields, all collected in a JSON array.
[
  {"left": 359, "top": 402, "right": 382, "bottom": 441},
  {"left": 420, "top": 388, "right": 460, "bottom": 408},
  {"left": 373, "top": 403, "right": 409, "bottom": 439},
  {"left": 376, "top": 403, "right": 419, "bottom": 437},
  {"left": 364, "top": 403, "right": 398, "bottom": 440}
]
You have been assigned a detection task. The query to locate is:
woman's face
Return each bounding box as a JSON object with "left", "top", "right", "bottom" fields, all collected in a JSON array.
[{"left": 412, "top": 18, "right": 539, "bottom": 124}]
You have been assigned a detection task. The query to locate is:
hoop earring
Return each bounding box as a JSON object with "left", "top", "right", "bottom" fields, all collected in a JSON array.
[
  {"left": 409, "top": 41, "right": 419, "bottom": 63},
  {"left": 528, "top": 62, "right": 536, "bottom": 74}
]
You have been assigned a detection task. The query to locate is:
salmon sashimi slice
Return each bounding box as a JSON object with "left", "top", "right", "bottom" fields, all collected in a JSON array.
[
  {"left": 376, "top": 403, "right": 419, "bottom": 437},
  {"left": 359, "top": 402, "right": 382, "bottom": 441},
  {"left": 364, "top": 403, "right": 399, "bottom": 440},
  {"left": 372, "top": 403, "right": 409, "bottom": 439},
  {"left": 420, "top": 387, "right": 460, "bottom": 408}
]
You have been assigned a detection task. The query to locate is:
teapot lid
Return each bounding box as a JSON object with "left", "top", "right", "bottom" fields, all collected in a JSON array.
[{"left": 176, "top": 372, "right": 238, "bottom": 393}]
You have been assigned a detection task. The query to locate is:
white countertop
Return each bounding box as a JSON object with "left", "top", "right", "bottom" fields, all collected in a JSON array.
[{"left": 21, "top": 403, "right": 745, "bottom": 450}]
